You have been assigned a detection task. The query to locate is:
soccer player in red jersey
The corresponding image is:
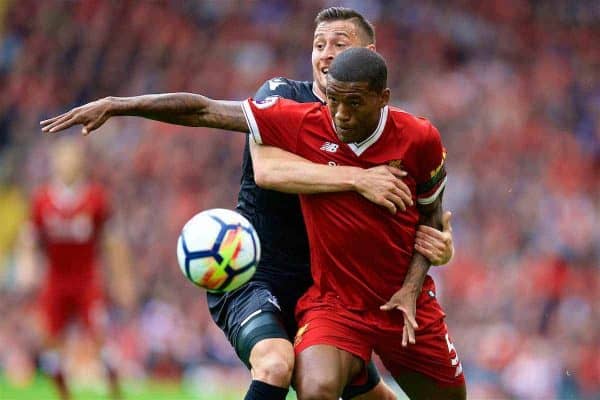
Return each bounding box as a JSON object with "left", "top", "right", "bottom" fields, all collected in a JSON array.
[
  {"left": 242, "top": 49, "right": 466, "bottom": 399},
  {"left": 41, "top": 49, "right": 465, "bottom": 399},
  {"left": 31, "top": 138, "right": 121, "bottom": 400}
]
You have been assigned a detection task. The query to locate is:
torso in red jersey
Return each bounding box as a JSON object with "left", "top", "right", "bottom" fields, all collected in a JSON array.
[
  {"left": 32, "top": 182, "right": 109, "bottom": 288},
  {"left": 242, "top": 98, "right": 447, "bottom": 309}
]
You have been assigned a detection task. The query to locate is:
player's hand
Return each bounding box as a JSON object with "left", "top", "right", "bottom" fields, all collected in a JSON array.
[
  {"left": 415, "top": 211, "right": 454, "bottom": 266},
  {"left": 355, "top": 165, "right": 413, "bottom": 214},
  {"left": 380, "top": 287, "right": 418, "bottom": 346},
  {"left": 40, "top": 98, "right": 113, "bottom": 135}
]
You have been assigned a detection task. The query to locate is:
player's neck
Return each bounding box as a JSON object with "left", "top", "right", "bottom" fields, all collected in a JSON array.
[
  {"left": 51, "top": 178, "right": 87, "bottom": 198},
  {"left": 312, "top": 83, "right": 326, "bottom": 104}
]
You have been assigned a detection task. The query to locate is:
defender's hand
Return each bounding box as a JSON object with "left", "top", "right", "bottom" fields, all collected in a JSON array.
[
  {"left": 415, "top": 211, "right": 454, "bottom": 266},
  {"left": 380, "top": 287, "right": 418, "bottom": 346},
  {"left": 41, "top": 98, "right": 113, "bottom": 135},
  {"left": 355, "top": 165, "right": 413, "bottom": 214}
]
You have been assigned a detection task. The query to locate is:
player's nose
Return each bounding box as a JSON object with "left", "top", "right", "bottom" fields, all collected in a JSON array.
[
  {"left": 335, "top": 110, "right": 351, "bottom": 124},
  {"left": 321, "top": 43, "right": 336, "bottom": 60}
]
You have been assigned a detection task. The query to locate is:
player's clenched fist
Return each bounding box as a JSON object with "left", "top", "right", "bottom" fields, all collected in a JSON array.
[{"left": 41, "top": 98, "right": 113, "bottom": 135}]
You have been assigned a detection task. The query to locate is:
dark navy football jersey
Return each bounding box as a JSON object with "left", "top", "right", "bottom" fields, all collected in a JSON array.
[{"left": 236, "top": 77, "right": 324, "bottom": 283}]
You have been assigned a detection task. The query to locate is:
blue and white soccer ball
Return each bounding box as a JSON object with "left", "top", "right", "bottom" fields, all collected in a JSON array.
[{"left": 176, "top": 208, "right": 260, "bottom": 292}]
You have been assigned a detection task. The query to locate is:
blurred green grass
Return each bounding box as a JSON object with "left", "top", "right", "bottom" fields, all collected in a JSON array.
[
  {"left": 0, "top": 374, "right": 250, "bottom": 400},
  {"left": 1, "top": 373, "right": 408, "bottom": 399}
]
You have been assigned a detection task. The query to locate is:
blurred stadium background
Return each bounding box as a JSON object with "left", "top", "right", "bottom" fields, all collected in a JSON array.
[{"left": 0, "top": 0, "right": 599, "bottom": 399}]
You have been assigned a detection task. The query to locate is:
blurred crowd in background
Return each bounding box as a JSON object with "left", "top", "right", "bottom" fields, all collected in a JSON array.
[{"left": 0, "top": 0, "right": 598, "bottom": 399}]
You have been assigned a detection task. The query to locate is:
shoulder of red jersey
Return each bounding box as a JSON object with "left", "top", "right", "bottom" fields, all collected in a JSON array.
[
  {"left": 388, "top": 106, "right": 436, "bottom": 137},
  {"left": 31, "top": 185, "right": 51, "bottom": 203},
  {"left": 246, "top": 96, "right": 322, "bottom": 112},
  {"left": 87, "top": 182, "right": 107, "bottom": 197}
]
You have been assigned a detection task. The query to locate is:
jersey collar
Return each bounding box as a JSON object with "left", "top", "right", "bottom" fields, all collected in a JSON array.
[{"left": 344, "top": 106, "right": 389, "bottom": 157}]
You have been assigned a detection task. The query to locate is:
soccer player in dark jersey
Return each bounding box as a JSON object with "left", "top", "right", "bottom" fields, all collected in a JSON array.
[{"left": 40, "top": 9, "right": 456, "bottom": 400}]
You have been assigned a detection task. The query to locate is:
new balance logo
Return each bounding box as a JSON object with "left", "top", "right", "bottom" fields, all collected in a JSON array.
[{"left": 320, "top": 142, "right": 339, "bottom": 153}]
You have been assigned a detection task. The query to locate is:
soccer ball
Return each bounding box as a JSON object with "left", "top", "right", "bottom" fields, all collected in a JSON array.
[{"left": 176, "top": 208, "right": 260, "bottom": 292}]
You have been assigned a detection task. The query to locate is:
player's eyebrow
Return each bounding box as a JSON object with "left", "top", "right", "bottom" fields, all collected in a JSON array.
[{"left": 314, "top": 31, "right": 352, "bottom": 40}]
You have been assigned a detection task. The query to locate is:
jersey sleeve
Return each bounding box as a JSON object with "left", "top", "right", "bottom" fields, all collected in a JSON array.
[
  {"left": 254, "top": 77, "right": 295, "bottom": 102},
  {"left": 415, "top": 122, "right": 447, "bottom": 205},
  {"left": 241, "top": 97, "right": 306, "bottom": 154}
]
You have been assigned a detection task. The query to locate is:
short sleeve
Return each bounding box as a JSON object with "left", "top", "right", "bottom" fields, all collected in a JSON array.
[
  {"left": 415, "top": 123, "right": 447, "bottom": 205},
  {"left": 241, "top": 97, "right": 306, "bottom": 154}
]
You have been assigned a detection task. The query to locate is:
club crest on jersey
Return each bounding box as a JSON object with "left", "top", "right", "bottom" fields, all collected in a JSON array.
[
  {"left": 252, "top": 95, "right": 280, "bottom": 109},
  {"left": 320, "top": 142, "right": 339, "bottom": 153},
  {"left": 268, "top": 78, "right": 286, "bottom": 91},
  {"left": 387, "top": 159, "right": 403, "bottom": 169}
]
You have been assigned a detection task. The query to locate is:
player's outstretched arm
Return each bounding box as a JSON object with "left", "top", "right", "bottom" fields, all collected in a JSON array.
[
  {"left": 380, "top": 194, "right": 444, "bottom": 346},
  {"left": 40, "top": 94, "right": 249, "bottom": 135},
  {"left": 250, "top": 141, "right": 413, "bottom": 213}
]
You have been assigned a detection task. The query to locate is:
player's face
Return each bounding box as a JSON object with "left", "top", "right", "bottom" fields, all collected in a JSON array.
[
  {"left": 326, "top": 77, "right": 390, "bottom": 143},
  {"left": 52, "top": 140, "right": 84, "bottom": 185},
  {"left": 312, "top": 20, "right": 373, "bottom": 100}
]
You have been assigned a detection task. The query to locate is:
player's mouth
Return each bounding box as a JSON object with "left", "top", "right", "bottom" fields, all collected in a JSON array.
[
  {"left": 321, "top": 67, "right": 329, "bottom": 75},
  {"left": 335, "top": 125, "right": 355, "bottom": 140}
]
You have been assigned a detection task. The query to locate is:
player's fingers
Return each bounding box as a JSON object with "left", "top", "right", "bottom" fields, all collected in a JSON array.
[
  {"left": 397, "top": 306, "right": 418, "bottom": 329},
  {"left": 84, "top": 117, "right": 106, "bottom": 135},
  {"left": 387, "top": 192, "right": 406, "bottom": 212},
  {"left": 391, "top": 177, "right": 411, "bottom": 196},
  {"left": 416, "top": 235, "right": 447, "bottom": 254},
  {"left": 415, "top": 242, "right": 434, "bottom": 257},
  {"left": 380, "top": 301, "right": 396, "bottom": 311},
  {"left": 416, "top": 225, "right": 444, "bottom": 239},
  {"left": 391, "top": 184, "right": 413, "bottom": 208},
  {"left": 380, "top": 198, "right": 397, "bottom": 215},
  {"left": 45, "top": 116, "right": 79, "bottom": 133},
  {"left": 385, "top": 165, "right": 408, "bottom": 177},
  {"left": 40, "top": 113, "right": 68, "bottom": 126},
  {"left": 415, "top": 243, "right": 444, "bottom": 266},
  {"left": 402, "top": 324, "right": 408, "bottom": 347},
  {"left": 41, "top": 113, "right": 74, "bottom": 132},
  {"left": 417, "top": 231, "right": 451, "bottom": 253},
  {"left": 418, "top": 234, "right": 451, "bottom": 255},
  {"left": 407, "top": 322, "right": 416, "bottom": 345}
]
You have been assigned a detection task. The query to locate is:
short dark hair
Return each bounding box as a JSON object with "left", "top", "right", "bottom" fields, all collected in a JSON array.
[
  {"left": 314, "top": 7, "right": 375, "bottom": 45},
  {"left": 328, "top": 48, "right": 387, "bottom": 93}
]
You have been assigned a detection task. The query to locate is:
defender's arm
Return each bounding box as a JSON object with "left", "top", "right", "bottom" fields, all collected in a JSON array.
[
  {"left": 41, "top": 93, "right": 249, "bottom": 135},
  {"left": 250, "top": 141, "right": 413, "bottom": 213}
]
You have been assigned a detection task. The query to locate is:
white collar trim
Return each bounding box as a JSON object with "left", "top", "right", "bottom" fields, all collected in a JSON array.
[{"left": 344, "top": 106, "right": 389, "bottom": 156}]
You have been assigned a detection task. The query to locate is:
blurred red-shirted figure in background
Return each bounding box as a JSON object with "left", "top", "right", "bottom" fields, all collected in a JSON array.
[{"left": 31, "top": 137, "right": 121, "bottom": 400}]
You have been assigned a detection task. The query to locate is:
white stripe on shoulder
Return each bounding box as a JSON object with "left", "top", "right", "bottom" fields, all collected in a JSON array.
[
  {"left": 417, "top": 176, "right": 447, "bottom": 205},
  {"left": 241, "top": 100, "right": 262, "bottom": 144}
]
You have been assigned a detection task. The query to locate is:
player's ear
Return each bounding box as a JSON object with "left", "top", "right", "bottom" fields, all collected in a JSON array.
[
  {"left": 366, "top": 43, "right": 376, "bottom": 51},
  {"left": 379, "top": 88, "right": 391, "bottom": 107}
]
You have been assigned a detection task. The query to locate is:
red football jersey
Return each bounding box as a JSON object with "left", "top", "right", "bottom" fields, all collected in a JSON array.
[
  {"left": 32, "top": 183, "right": 109, "bottom": 287},
  {"left": 242, "top": 98, "right": 447, "bottom": 309}
]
